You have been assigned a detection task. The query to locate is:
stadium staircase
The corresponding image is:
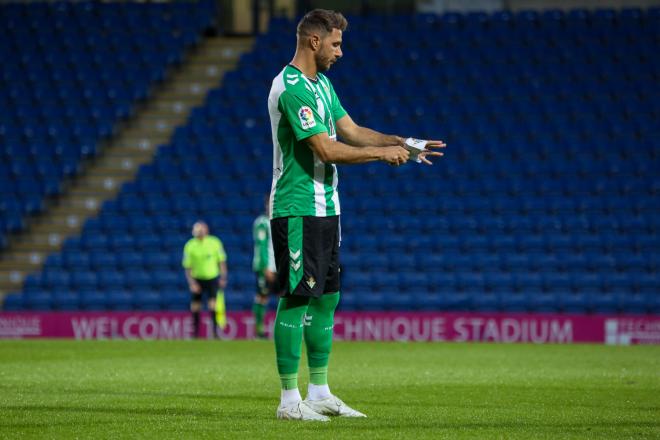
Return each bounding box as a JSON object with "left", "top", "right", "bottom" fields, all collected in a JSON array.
[{"left": 0, "top": 26, "right": 253, "bottom": 299}]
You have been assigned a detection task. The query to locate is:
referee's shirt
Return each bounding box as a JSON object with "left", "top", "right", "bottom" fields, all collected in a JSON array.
[{"left": 182, "top": 235, "right": 227, "bottom": 281}]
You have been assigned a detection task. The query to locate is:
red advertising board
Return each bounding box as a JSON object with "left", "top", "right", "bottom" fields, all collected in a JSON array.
[{"left": 0, "top": 311, "right": 658, "bottom": 344}]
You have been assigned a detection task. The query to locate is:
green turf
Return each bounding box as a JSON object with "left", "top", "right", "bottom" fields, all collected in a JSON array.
[{"left": 0, "top": 340, "right": 658, "bottom": 439}]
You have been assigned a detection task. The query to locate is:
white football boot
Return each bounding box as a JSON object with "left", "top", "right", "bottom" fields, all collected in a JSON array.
[
  {"left": 276, "top": 401, "right": 330, "bottom": 421},
  {"left": 304, "top": 395, "right": 367, "bottom": 418}
]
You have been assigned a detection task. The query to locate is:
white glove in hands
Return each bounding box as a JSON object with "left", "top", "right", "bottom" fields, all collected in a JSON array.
[{"left": 403, "top": 137, "right": 429, "bottom": 163}]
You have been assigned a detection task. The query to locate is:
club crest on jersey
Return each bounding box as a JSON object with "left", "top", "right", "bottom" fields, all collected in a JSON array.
[{"left": 298, "top": 106, "right": 316, "bottom": 129}]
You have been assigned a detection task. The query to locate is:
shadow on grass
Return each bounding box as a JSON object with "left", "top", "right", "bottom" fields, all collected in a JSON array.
[
  {"left": 329, "top": 420, "right": 660, "bottom": 431},
  {"left": 357, "top": 397, "right": 660, "bottom": 412},
  {"left": 353, "top": 383, "right": 660, "bottom": 412},
  {"left": 0, "top": 420, "right": 115, "bottom": 429},
  {"left": 0, "top": 383, "right": 272, "bottom": 403},
  {"left": 0, "top": 404, "right": 221, "bottom": 418},
  {"left": 0, "top": 401, "right": 275, "bottom": 422}
]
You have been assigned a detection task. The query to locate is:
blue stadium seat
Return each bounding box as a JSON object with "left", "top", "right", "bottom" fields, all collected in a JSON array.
[
  {"left": 23, "top": 291, "right": 54, "bottom": 310},
  {"left": 559, "top": 292, "right": 589, "bottom": 313},
  {"left": 162, "top": 290, "right": 189, "bottom": 311},
  {"left": 358, "top": 293, "right": 386, "bottom": 310},
  {"left": 2, "top": 293, "right": 25, "bottom": 311},
  {"left": 53, "top": 291, "right": 81, "bottom": 311},
  {"left": 388, "top": 293, "right": 415, "bottom": 310},
  {"left": 80, "top": 292, "right": 108, "bottom": 311},
  {"left": 471, "top": 291, "right": 500, "bottom": 311},
  {"left": 338, "top": 292, "right": 357, "bottom": 311},
  {"left": 6, "top": 7, "right": 657, "bottom": 315},
  {"left": 107, "top": 291, "right": 135, "bottom": 311},
  {"left": 0, "top": 1, "right": 216, "bottom": 238},
  {"left": 134, "top": 291, "right": 163, "bottom": 311},
  {"left": 500, "top": 291, "right": 530, "bottom": 312}
]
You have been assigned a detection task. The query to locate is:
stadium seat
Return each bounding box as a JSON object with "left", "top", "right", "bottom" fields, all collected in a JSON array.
[
  {"left": 51, "top": 291, "right": 80, "bottom": 311},
  {"left": 5, "top": 7, "right": 657, "bottom": 315},
  {"left": 2, "top": 293, "right": 25, "bottom": 311},
  {"left": 0, "top": 1, "right": 217, "bottom": 236},
  {"left": 80, "top": 292, "right": 109, "bottom": 311},
  {"left": 107, "top": 291, "right": 135, "bottom": 311},
  {"left": 23, "top": 291, "right": 54, "bottom": 310},
  {"left": 134, "top": 291, "right": 163, "bottom": 311}
]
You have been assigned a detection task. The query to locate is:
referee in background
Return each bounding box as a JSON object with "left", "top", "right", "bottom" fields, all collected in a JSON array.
[{"left": 182, "top": 221, "right": 228, "bottom": 338}]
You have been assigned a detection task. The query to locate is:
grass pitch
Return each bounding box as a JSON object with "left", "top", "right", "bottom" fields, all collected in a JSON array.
[{"left": 0, "top": 340, "right": 658, "bottom": 439}]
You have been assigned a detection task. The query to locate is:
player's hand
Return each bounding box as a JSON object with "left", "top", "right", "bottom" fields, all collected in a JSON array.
[
  {"left": 380, "top": 145, "right": 410, "bottom": 166},
  {"left": 189, "top": 282, "right": 201, "bottom": 294},
  {"left": 264, "top": 270, "right": 276, "bottom": 283},
  {"left": 219, "top": 277, "right": 227, "bottom": 289},
  {"left": 418, "top": 140, "right": 446, "bottom": 165}
]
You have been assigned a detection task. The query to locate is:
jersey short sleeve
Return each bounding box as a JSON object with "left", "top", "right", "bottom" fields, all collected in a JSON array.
[
  {"left": 215, "top": 238, "right": 227, "bottom": 263},
  {"left": 279, "top": 88, "right": 327, "bottom": 141}
]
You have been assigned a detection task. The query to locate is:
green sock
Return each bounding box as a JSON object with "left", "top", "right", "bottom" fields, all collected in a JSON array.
[
  {"left": 304, "top": 292, "right": 340, "bottom": 383},
  {"left": 252, "top": 302, "right": 266, "bottom": 335},
  {"left": 309, "top": 366, "right": 328, "bottom": 386},
  {"left": 274, "top": 295, "right": 311, "bottom": 390}
]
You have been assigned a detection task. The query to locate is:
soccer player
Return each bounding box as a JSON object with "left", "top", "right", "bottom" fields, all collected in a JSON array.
[
  {"left": 182, "top": 221, "right": 228, "bottom": 339},
  {"left": 252, "top": 196, "right": 278, "bottom": 339},
  {"left": 267, "top": 9, "right": 445, "bottom": 421}
]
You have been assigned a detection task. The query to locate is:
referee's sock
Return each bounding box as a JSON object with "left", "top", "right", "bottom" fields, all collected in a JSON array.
[
  {"left": 304, "top": 292, "right": 340, "bottom": 400},
  {"left": 274, "top": 295, "right": 310, "bottom": 402},
  {"left": 192, "top": 310, "right": 200, "bottom": 338},
  {"left": 209, "top": 309, "right": 217, "bottom": 338}
]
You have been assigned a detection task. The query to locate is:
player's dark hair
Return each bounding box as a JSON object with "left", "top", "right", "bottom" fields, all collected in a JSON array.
[{"left": 296, "top": 9, "right": 347, "bottom": 38}]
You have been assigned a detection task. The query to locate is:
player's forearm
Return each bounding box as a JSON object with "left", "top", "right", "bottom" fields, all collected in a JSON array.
[
  {"left": 320, "top": 142, "right": 387, "bottom": 164},
  {"left": 343, "top": 125, "right": 401, "bottom": 148},
  {"left": 219, "top": 262, "right": 228, "bottom": 279}
]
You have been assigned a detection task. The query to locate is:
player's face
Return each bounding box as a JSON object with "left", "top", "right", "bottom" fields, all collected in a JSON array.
[{"left": 316, "top": 28, "right": 343, "bottom": 72}]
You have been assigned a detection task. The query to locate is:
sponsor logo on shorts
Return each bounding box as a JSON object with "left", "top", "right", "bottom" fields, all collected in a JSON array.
[{"left": 306, "top": 276, "right": 316, "bottom": 289}]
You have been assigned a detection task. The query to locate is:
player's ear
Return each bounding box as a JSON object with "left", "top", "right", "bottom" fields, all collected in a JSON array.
[{"left": 310, "top": 34, "right": 321, "bottom": 51}]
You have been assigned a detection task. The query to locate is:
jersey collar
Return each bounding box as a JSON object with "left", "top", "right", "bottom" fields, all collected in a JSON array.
[{"left": 288, "top": 63, "right": 318, "bottom": 83}]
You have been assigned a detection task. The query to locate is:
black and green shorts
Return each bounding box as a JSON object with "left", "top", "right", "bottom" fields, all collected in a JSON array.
[
  {"left": 255, "top": 272, "right": 280, "bottom": 296},
  {"left": 270, "top": 215, "right": 340, "bottom": 298}
]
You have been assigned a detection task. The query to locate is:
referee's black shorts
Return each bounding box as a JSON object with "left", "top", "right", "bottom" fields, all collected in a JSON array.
[
  {"left": 191, "top": 277, "right": 218, "bottom": 303},
  {"left": 270, "top": 215, "right": 340, "bottom": 298}
]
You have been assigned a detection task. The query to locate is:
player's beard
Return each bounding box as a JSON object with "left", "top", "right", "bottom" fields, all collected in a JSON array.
[{"left": 316, "top": 53, "right": 335, "bottom": 72}]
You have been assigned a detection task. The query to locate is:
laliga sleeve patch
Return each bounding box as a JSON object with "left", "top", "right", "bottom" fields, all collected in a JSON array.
[{"left": 298, "top": 106, "right": 316, "bottom": 130}]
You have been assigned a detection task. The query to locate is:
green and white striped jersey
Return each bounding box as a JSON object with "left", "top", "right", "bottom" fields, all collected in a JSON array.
[
  {"left": 252, "top": 214, "right": 276, "bottom": 273},
  {"left": 268, "top": 64, "right": 348, "bottom": 219}
]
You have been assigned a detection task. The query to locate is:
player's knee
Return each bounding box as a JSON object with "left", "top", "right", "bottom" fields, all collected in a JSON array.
[{"left": 190, "top": 301, "right": 201, "bottom": 312}]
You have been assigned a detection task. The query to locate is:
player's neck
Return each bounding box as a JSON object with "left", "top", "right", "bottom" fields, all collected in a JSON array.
[{"left": 290, "top": 52, "right": 318, "bottom": 81}]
